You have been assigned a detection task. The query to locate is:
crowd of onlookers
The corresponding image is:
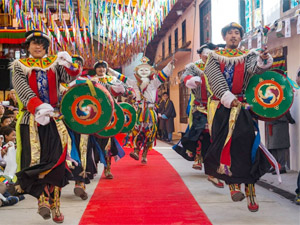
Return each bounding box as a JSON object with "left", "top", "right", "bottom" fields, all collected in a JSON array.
[{"left": 0, "top": 89, "right": 24, "bottom": 207}]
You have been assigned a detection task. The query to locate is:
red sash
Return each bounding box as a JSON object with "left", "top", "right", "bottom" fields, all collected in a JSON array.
[
  {"left": 28, "top": 70, "right": 58, "bottom": 107},
  {"left": 219, "top": 62, "right": 245, "bottom": 95}
]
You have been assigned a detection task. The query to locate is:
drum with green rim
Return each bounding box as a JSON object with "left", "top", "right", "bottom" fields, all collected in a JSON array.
[
  {"left": 245, "top": 71, "right": 294, "bottom": 121},
  {"left": 60, "top": 83, "right": 114, "bottom": 134},
  {"left": 119, "top": 102, "right": 137, "bottom": 133},
  {"left": 95, "top": 101, "right": 125, "bottom": 138}
]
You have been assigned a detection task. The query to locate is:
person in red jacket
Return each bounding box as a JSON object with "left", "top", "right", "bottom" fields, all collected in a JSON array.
[{"left": 10, "top": 30, "right": 82, "bottom": 223}]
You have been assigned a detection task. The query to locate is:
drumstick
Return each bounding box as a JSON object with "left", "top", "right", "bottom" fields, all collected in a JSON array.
[{"left": 260, "top": 26, "right": 270, "bottom": 65}]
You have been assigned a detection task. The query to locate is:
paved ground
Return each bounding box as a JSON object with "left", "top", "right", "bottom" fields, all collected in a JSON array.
[{"left": 0, "top": 140, "right": 299, "bottom": 225}]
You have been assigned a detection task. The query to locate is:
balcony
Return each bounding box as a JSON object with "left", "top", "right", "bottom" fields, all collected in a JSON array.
[{"left": 0, "top": 13, "right": 13, "bottom": 27}]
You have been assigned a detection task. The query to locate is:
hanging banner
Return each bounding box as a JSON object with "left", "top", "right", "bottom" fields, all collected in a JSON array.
[
  {"left": 276, "top": 20, "right": 283, "bottom": 32},
  {"left": 248, "top": 36, "right": 252, "bottom": 49},
  {"left": 285, "top": 18, "right": 291, "bottom": 38},
  {"left": 257, "top": 33, "right": 262, "bottom": 49},
  {"left": 297, "top": 15, "right": 300, "bottom": 35}
]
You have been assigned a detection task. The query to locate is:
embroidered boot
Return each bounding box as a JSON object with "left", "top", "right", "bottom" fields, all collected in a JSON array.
[
  {"left": 207, "top": 176, "right": 224, "bottom": 188},
  {"left": 50, "top": 186, "right": 64, "bottom": 223},
  {"left": 141, "top": 148, "right": 149, "bottom": 164},
  {"left": 37, "top": 192, "right": 51, "bottom": 220},
  {"left": 229, "top": 184, "right": 245, "bottom": 202},
  {"left": 104, "top": 156, "right": 114, "bottom": 179},
  {"left": 245, "top": 183, "right": 259, "bottom": 212},
  {"left": 129, "top": 148, "right": 140, "bottom": 160},
  {"left": 74, "top": 181, "right": 88, "bottom": 200},
  {"left": 192, "top": 153, "right": 203, "bottom": 170},
  {"left": 192, "top": 140, "right": 202, "bottom": 170}
]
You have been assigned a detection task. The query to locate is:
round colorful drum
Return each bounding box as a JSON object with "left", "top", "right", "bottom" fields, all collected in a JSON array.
[
  {"left": 95, "top": 101, "right": 125, "bottom": 138},
  {"left": 119, "top": 102, "right": 137, "bottom": 133},
  {"left": 61, "top": 83, "right": 113, "bottom": 134},
  {"left": 245, "top": 71, "right": 294, "bottom": 121}
]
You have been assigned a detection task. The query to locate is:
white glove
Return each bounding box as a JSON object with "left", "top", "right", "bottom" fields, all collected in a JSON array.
[
  {"left": 185, "top": 76, "right": 201, "bottom": 89},
  {"left": 57, "top": 51, "right": 72, "bottom": 67},
  {"left": 162, "top": 61, "right": 175, "bottom": 76},
  {"left": 220, "top": 90, "right": 236, "bottom": 109},
  {"left": 35, "top": 103, "right": 54, "bottom": 126},
  {"left": 111, "top": 84, "right": 125, "bottom": 94},
  {"left": 257, "top": 54, "right": 273, "bottom": 69},
  {"left": 108, "top": 68, "right": 120, "bottom": 77}
]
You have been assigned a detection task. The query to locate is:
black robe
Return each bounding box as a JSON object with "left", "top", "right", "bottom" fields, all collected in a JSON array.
[{"left": 159, "top": 99, "right": 176, "bottom": 133}]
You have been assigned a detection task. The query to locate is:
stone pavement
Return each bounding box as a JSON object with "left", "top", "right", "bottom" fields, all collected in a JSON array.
[
  {"left": 156, "top": 140, "right": 300, "bottom": 225},
  {"left": 169, "top": 134, "right": 299, "bottom": 202},
  {"left": 0, "top": 139, "right": 299, "bottom": 225}
]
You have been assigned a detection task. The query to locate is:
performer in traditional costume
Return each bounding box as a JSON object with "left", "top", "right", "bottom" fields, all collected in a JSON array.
[
  {"left": 108, "top": 57, "right": 174, "bottom": 164},
  {"left": 173, "top": 43, "right": 224, "bottom": 188},
  {"left": 60, "top": 55, "right": 90, "bottom": 201},
  {"left": 203, "top": 23, "right": 273, "bottom": 212},
  {"left": 91, "top": 60, "right": 129, "bottom": 179},
  {"left": 11, "top": 30, "right": 81, "bottom": 223}
]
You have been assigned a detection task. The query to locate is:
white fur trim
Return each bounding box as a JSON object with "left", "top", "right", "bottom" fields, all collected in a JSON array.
[
  {"left": 257, "top": 54, "right": 273, "bottom": 69},
  {"left": 221, "top": 90, "right": 236, "bottom": 108},
  {"left": 186, "top": 76, "right": 201, "bottom": 89}
]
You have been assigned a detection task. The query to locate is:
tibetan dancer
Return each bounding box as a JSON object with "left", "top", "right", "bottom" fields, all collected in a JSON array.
[
  {"left": 174, "top": 43, "right": 224, "bottom": 188},
  {"left": 61, "top": 55, "right": 90, "bottom": 200},
  {"left": 91, "top": 60, "right": 129, "bottom": 179},
  {"left": 109, "top": 57, "right": 174, "bottom": 164},
  {"left": 203, "top": 22, "right": 273, "bottom": 212},
  {"left": 11, "top": 30, "right": 81, "bottom": 223}
]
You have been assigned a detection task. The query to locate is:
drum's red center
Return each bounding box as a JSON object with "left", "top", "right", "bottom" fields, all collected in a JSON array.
[
  {"left": 72, "top": 95, "right": 102, "bottom": 125},
  {"left": 123, "top": 109, "right": 132, "bottom": 126},
  {"left": 255, "top": 80, "right": 283, "bottom": 108}
]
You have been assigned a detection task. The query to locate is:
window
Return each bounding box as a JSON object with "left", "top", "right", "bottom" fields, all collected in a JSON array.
[
  {"left": 179, "top": 70, "right": 189, "bottom": 124},
  {"left": 283, "top": 0, "right": 299, "bottom": 12},
  {"left": 168, "top": 35, "right": 172, "bottom": 56},
  {"left": 254, "top": 0, "right": 260, "bottom": 9},
  {"left": 162, "top": 41, "right": 165, "bottom": 59},
  {"left": 244, "top": 0, "right": 262, "bottom": 33},
  {"left": 239, "top": 0, "right": 246, "bottom": 31},
  {"left": 199, "top": 0, "right": 211, "bottom": 45},
  {"left": 182, "top": 20, "right": 186, "bottom": 46},
  {"left": 174, "top": 28, "right": 178, "bottom": 50}
]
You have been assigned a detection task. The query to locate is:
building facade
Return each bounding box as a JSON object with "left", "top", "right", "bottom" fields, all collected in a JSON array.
[{"left": 146, "top": 0, "right": 300, "bottom": 170}]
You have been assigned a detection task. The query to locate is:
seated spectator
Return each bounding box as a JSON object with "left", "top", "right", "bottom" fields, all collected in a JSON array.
[
  {"left": 6, "top": 89, "right": 18, "bottom": 109},
  {"left": 0, "top": 181, "right": 24, "bottom": 207},
  {"left": 0, "top": 126, "right": 16, "bottom": 146},
  {"left": 0, "top": 116, "right": 11, "bottom": 127},
  {"left": 0, "top": 105, "right": 4, "bottom": 119},
  {"left": 0, "top": 134, "right": 23, "bottom": 207},
  {"left": 4, "top": 110, "right": 16, "bottom": 129}
]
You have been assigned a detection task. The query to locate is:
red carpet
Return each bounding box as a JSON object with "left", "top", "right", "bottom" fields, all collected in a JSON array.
[{"left": 79, "top": 139, "right": 212, "bottom": 225}]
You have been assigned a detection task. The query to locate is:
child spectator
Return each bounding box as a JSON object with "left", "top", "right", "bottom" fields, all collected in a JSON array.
[
  {"left": 0, "top": 126, "right": 16, "bottom": 146},
  {"left": 0, "top": 105, "right": 4, "bottom": 119},
  {"left": 0, "top": 116, "right": 11, "bottom": 127}
]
